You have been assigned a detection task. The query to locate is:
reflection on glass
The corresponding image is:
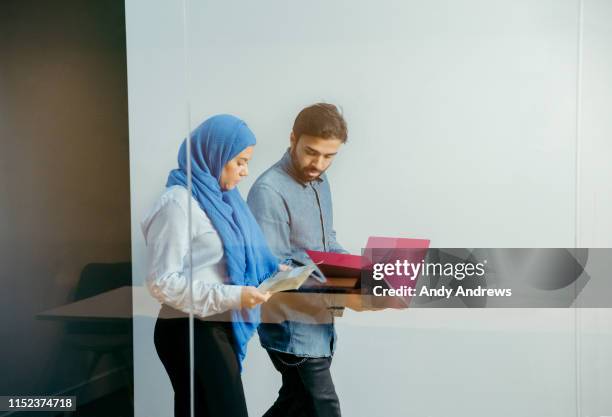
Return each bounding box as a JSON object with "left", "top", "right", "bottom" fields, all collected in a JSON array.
[{"left": 1, "top": 0, "right": 133, "bottom": 415}]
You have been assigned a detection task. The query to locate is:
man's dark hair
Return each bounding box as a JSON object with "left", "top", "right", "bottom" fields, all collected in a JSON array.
[{"left": 292, "top": 103, "right": 348, "bottom": 143}]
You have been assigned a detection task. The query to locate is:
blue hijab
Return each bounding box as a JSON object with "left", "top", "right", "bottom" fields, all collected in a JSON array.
[{"left": 166, "top": 114, "right": 278, "bottom": 366}]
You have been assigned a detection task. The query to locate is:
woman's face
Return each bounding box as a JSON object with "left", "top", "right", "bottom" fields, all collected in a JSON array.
[{"left": 219, "top": 146, "right": 254, "bottom": 190}]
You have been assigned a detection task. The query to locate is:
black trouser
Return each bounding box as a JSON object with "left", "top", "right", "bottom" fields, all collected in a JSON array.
[
  {"left": 154, "top": 307, "right": 248, "bottom": 417},
  {"left": 263, "top": 350, "right": 341, "bottom": 417}
]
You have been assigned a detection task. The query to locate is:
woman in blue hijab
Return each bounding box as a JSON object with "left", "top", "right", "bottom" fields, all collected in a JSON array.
[{"left": 141, "top": 114, "right": 279, "bottom": 417}]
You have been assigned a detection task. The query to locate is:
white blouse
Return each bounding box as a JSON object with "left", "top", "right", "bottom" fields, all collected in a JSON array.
[{"left": 141, "top": 185, "right": 242, "bottom": 317}]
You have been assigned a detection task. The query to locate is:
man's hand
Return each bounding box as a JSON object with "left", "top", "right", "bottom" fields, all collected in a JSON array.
[{"left": 241, "top": 286, "right": 271, "bottom": 309}]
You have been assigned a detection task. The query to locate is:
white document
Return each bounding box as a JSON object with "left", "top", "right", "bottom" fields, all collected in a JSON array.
[{"left": 258, "top": 265, "right": 316, "bottom": 293}]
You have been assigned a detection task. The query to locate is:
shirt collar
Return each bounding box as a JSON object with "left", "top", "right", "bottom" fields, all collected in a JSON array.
[{"left": 279, "top": 149, "right": 324, "bottom": 188}]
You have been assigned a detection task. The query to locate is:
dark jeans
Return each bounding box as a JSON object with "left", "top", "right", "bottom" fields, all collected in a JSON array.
[
  {"left": 263, "top": 350, "right": 341, "bottom": 417},
  {"left": 154, "top": 308, "right": 248, "bottom": 417}
]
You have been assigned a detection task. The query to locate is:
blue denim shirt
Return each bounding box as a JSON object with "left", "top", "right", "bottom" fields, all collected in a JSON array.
[{"left": 247, "top": 150, "right": 347, "bottom": 357}]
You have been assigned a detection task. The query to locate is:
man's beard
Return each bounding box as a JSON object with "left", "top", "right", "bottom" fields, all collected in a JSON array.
[{"left": 290, "top": 148, "right": 323, "bottom": 182}]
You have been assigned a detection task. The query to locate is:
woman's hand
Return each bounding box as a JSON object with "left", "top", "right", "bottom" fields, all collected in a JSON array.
[
  {"left": 278, "top": 263, "right": 292, "bottom": 272},
  {"left": 241, "top": 286, "right": 272, "bottom": 309}
]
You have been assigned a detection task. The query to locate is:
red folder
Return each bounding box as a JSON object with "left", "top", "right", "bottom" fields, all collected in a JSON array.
[
  {"left": 305, "top": 236, "right": 430, "bottom": 280},
  {"left": 305, "top": 250, "right": 362, "bottom": 278}
]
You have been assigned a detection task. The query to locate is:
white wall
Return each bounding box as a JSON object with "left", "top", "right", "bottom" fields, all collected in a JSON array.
[
  {"left": 578, "top": 0, "right": 612, "bottom": 247},
  {"left": 576, "top": 2, "right": 612, "bottom": 416},
  {"left": 126, "top": 1, "right": 612, "bottom": 416}
]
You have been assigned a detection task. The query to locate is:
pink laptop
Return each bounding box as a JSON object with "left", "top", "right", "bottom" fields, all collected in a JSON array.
[{"left": 364, "top": 236, "right": 430, "bottom": 307}]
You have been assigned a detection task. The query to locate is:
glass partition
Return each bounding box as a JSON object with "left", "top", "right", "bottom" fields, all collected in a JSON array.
[
  {"left": 178, "top": 2, "right": 584, "bottom": 417},
  {"left": 7, "top": 0, "right": 612, "bottom": 417}
]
